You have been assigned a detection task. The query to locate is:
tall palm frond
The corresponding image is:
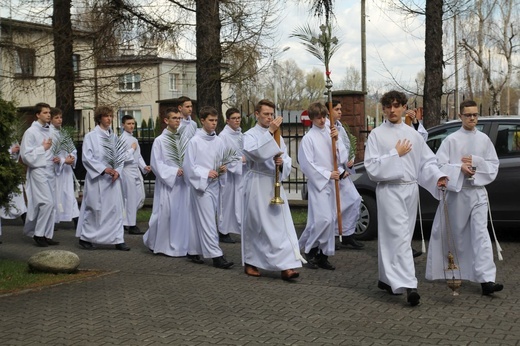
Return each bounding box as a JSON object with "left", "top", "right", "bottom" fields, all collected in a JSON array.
[
  {"left": 307, "top": 0, "right": 335, "bottom": 22},
  {"left": 101, "top": 134, "right": 126, "bottom": 169},
  {"left": 290, "top": 23, "right": 340, "bottom": 72},
  {"left": 214, "top": 148, "right": 242, "bottom": 177},
  {"left": 164, "top": 125, "right": 195, "bottom": 167},
  {"left": 341, "top": 123, "right": 357, "bottom": 160},
  {"left": 52, "top": 126, "right": 77, "bottom": 156}
]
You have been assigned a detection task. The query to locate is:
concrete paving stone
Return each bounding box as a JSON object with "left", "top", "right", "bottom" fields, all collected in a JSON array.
[{"left": 2, "top": 223, "right": 520, "bottom": 345}]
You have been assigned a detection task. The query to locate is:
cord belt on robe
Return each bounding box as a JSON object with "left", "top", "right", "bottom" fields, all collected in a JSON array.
[
  {"left": 248, "top": 169, "right": 275, "bottom": 178},
  {"left": 377, "top": 180, "right": 417, "bottom": 185}
]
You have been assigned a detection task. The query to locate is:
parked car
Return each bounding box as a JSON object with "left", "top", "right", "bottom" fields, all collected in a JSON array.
[{"left": 351, "top": 116, "right": 520, "bottom": 240}]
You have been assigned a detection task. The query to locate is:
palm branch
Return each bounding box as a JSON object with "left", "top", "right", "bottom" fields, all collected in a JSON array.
[
  {"left": 101, "top": 133, "right": 126, "bottom": 169},
  {"left": 52, "top": 126, "right": 76, "bottom": 156},
  {"left": 164, "top": 125, "right": 194, "bottom": 167},
  {"left": 290, "top": 23, "right": 340, "bottom": 73},
  {"left": 214, "top": 148, "right": 241, "bottom": 177},
  {"left": 307, "top": 0, "right": 335, "bottom": 21},
  {"left": 341, "top": 123, "right": 357, "bottom": 160}
]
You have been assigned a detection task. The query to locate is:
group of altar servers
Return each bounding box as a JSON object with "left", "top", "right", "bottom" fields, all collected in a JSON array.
[
  {"left": 3, "top": 92, "right": 503, "bottom": 305},
  {"left": 2, "top": 103, "right": 151, "bottom": 251}
]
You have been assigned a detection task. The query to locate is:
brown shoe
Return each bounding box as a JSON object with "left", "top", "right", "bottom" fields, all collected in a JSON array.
[
  {"left": 244, "top": 264, "right": 260, "bottom": 277},
  {"left": 281, "top": 269, "right": 299, "bottom": 281}
]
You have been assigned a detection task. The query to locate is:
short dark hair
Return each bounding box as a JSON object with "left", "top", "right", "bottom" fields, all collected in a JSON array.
[
  {"left": 199, "top": 106, "right": 218, "bottom": 120},
  {"left": 332, "top": 100, "right": 341, "bottom": 108},
  {"left": 94, "top": 105, "right": 114, "bottom": 124},
  {"left": 307, "top": 102, "right": 328, "bottom": 120},
  {"left": 50, "top": 107, "right": 62, "bottom": 118},
  {"left": 34, "top": 102, "right": 51, "bottom": 115},
  {"left": 380, "top": 90, "right": 407, "bottom": 107},
  {"left": 162, "top": 107, "right": 179, "bottom": 121},
  {"left": 225, "top": 107, "right": 240, "bottom": 120},
  {"left": 459, "top": 100, "right": 477, "bottom": 114},
  {"left": 255, "top": 99, "right": 275, "bottom": 113},
  {"left": 177, "top": 96, "right": 191, "bottom": 108},
  {"left": 121, "top": 115, "right": 135, "bottom": 124}
]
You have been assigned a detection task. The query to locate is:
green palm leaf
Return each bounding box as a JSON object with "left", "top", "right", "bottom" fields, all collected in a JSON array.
[
  {"left": 164, "top": 125, "right": 195, "bottom": 167},
  {"left": 290, "top": 23, "right": 340, "bottom": 71},
  {"left": 101, "top": 134, "right": 126, "bottom": 169}
]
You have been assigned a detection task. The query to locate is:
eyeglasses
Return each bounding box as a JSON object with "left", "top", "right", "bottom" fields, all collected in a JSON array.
[
  {"left": 462, "top": 113, "right": 479, "bottom": 118},
  {"left": 229, "top": 117, "right": 241, "bottom": 121}
]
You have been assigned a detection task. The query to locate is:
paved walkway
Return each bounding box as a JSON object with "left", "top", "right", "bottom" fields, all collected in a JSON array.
[{"left": 1, "top": 218, "right": 518, "bottom": 345}]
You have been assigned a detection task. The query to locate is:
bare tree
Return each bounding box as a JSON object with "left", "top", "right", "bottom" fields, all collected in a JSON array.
[
  {"left": 304, "top": 67, "right": 326, "bottom": 107},
  {"left": 423, "top": 0, "right": 444, "bottom": 128},
  {"left": 53, "top": 0, "right": 75, "bottom": 125},
  {"left": 338, "top": 65, "right": 362, "bottom": 91},
  {"left": 459, "top": 0, "right": 518, "bottom": 114}
]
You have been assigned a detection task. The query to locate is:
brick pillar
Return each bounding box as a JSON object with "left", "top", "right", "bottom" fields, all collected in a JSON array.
[{"left": 331, "top": 90, "right": 366, "bottom": 162}]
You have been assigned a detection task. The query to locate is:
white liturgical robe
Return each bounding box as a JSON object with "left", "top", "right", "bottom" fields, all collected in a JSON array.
[
  {"left": 426, "top": 127, "right": 499, "bottom": 283},
  {"left": 241, "top": 124, "right": 303, "bottom": 271},
  {"left": 364, "top": 121, "right": 445, "bottom": 294}
]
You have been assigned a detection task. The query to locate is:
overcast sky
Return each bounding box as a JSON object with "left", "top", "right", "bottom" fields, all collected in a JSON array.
[
  {"left": 0, "top": 0, "right": 427, "bottom": 90},
  {"left": 279, "top": 0, "right": 426, "bottom": 89}
]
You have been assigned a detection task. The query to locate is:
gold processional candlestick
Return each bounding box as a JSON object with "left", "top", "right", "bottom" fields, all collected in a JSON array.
[{"left": 270, "top": 126, "right": 284, "bottom": 205}]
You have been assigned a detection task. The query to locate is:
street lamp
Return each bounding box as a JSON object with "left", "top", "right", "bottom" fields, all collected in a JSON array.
[{"left": 273, "top": 46, "right": 290, "bottom": 116}]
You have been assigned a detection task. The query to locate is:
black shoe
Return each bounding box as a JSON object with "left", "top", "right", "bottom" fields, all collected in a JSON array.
[
  {"left": 187, "top": 254, "right": 204, "bottom": 264},
  {"left": 45, "top": 237, "right": 60, "bottom": 246},
  {"left": 377, "top": 280, "right": 402, "bottom": 295},
  {"left": 79, "top": 239, "right": 95, "bottom": 250},
  {"left": 115, "top": 243, "right": 130, "bottom": 251},
  {"left": 341, "top": 235, "right": 365, "bottom": 249},
  {"left": 304, "top": 247, "right": 319, "bottom": 269},
  {"left": 315, "top": 252, "right": 335, "bottom": 270},
  {"left": 127, "top": 226, "right": 144, "bottom": 235},
  {"left": 481, "top": 282, "right": 504, "bottom": 296},
  {"left": 213, "top": 256, "right": 234, "bottom": 269},
  {"left": 412, "top": 248, "right": 423, "bottom": 258},
  {"left": 219, "top": 232, "right": 236, "bottom": 243},
  {"left": 407, "top": 288, "right": 421, "bottom": 306},
  {"left": 33, "top": 236, "right": 49, "bottom": 247}
]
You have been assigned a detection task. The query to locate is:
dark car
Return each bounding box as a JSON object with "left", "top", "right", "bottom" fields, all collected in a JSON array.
[{"left": 351, "top": 116, "right": 520, "bottom": 240}]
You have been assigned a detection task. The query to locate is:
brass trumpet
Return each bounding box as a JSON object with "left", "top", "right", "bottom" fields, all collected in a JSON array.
[{"left": 270, "top": 127, "right": 284, "bottom": 205}]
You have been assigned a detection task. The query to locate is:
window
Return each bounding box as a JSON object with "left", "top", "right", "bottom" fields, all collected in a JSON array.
[
  {"left": 495, "top": 124, "right": 520, "bottom": 157},
  {"left": 72, "top": 54, "right": 80, "bottom": 79},
  {"left": 14, "top": 48, "right": 35, "bottom": 77},
  {"left": 119, "top": 73, "right": 141, "bottom": 92},
  {"left": 169, "top": 73, "right": 179, "bottom": 91}
]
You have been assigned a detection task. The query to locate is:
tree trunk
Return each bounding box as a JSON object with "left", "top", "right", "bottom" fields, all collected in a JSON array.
[
  {"left": 196, "top": 0, "right": 223, "bottom": 129},
  {"left": 53, "top": 0, "right": 75, "bottom": 126},
  {"left": 423, "top": 0, "right": 444, "bottom": 128}
]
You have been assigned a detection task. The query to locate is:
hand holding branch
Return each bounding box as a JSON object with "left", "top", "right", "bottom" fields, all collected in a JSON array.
[{"left": 64, "top": 155, "right": 75, "bottom": 165}]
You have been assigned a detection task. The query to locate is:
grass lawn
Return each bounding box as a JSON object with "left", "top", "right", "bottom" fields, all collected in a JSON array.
[
  {"left": 0, "top": 260, "right": 105, "bottom": 295},
  {"left": 137, "top": 207, "right": 308, "bottom": 225}
]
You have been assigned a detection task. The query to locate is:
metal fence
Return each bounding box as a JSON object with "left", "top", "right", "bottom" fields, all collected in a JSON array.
[{"left": 73, "top": 113, "right": 308, "bottom": 199}]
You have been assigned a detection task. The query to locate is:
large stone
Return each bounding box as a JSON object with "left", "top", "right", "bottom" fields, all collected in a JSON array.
[{"left": 28, "top": 250, "right": 80, "bottom": 274}]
